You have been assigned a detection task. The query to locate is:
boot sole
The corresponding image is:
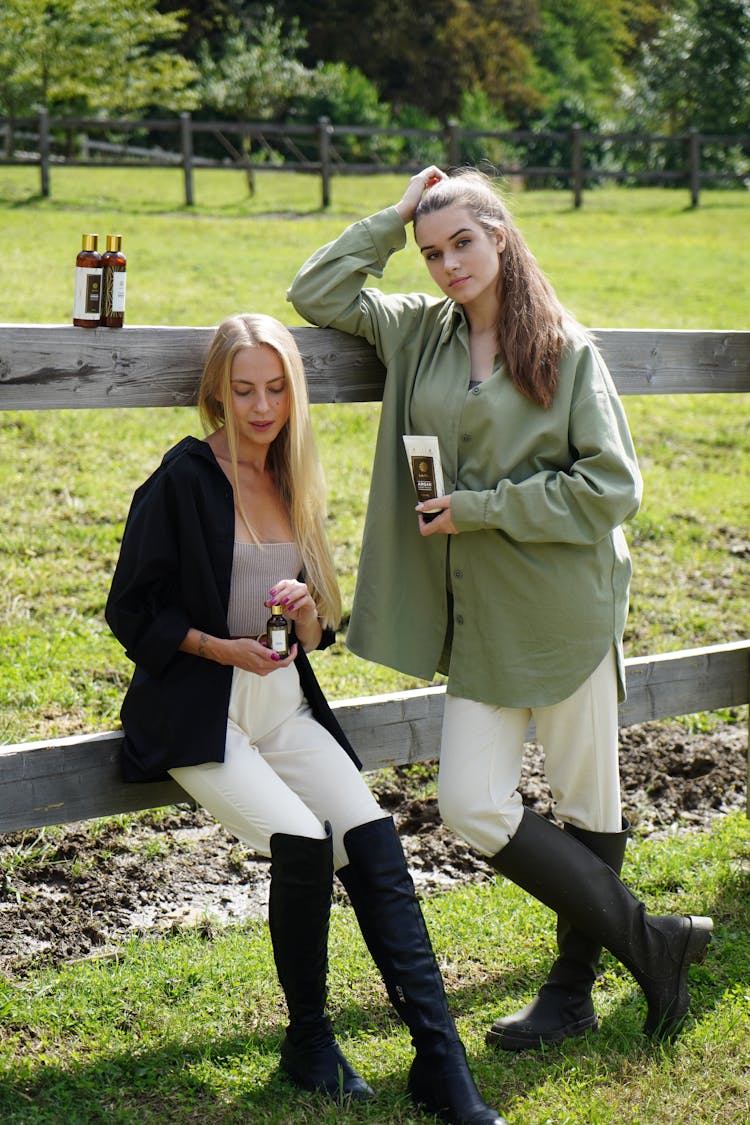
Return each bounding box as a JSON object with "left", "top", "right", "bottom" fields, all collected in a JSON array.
[
  {"left": 486, "top": 1013, "right": 598, "bottom": 1051},
  {"left": 645, "top": 914, "right": 713, "bottom": 1040}
]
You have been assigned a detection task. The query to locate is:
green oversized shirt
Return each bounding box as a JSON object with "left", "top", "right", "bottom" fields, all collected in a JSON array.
[{"left": 288, "top": 206, "right": 643, "bottom": 707}]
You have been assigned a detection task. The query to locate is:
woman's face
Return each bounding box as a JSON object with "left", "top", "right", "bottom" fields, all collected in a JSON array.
[
  {"left": 415, "top": 204, "right": 505, "bottom": 311},
  {"left": 225, "top": 345, "right": 290, "bottom": 452}
]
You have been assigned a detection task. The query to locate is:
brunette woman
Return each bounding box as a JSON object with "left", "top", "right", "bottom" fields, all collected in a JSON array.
[{"left": 288, "top": 169, "right": 712, "bottom": 1050}]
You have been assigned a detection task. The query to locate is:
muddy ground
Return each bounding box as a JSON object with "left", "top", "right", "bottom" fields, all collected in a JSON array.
[{"left": 0, "top": 719, "right": 746, "bottom": 975}]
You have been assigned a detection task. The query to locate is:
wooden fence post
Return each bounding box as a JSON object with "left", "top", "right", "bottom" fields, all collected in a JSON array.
[
  {"left": 318, "top": 116, "right": 332, "bottom": 208},
  {"left": 571, "top": 124, "right": 583, "bottom": 209},
  {"left": 446, "top": 119, "right": 460, "bottom": 168},
  {"left": 180, "top": 111, "right": 194, "bottom": 207},
  {"left": 689, "top": 128, "right": 701, "bottom": 208},
  {"left": 39, "top": 108, "right": 50, "bottom": 198}
]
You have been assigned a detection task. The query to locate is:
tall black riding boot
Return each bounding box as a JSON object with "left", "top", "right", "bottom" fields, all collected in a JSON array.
[
  {"left": 488, "top": 809, "right": 712, "bottom": 1041},
  {"left": 487, "top": 818, "right": 630, "bottom": 1050},
  {"left": 338, "top": 817, "right": 507, "bottom": 1125},
  {"left": 268, "top": 823, "right": 373, "bottom": 1102}
]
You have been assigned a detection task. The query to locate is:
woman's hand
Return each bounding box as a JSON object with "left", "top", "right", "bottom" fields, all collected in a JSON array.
[
  {"left": 179, "top": 628, "right": 297, "bottom": 676},
  {"left": 395, "top": 166, "right": 448, "bottom": 225},
  {"left": 265, "top": 579, "right": 323, "bottom": 652},
  {"left": 226, "top": 636, "right": 299, "bottom": 676},
  {"left": 415, "top": 494, "right": 458, "bottom": 536}
]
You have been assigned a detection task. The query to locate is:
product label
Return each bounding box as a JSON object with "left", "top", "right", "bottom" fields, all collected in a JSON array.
[
  {"left": 74, "top": 267, "right": 102, "bottom": 320},
  {"left": 111, "top": 271, "right": 126, "bottom": 313},
  {"left": 103, "top": 269, "right": 126, "bottom": 318},
  {"left": 269, "top": 625, "right": 289, "bottom": 655},
  {"left": 402, "top": 435, "right": 445, "bottom": 503},
  {"left": 411, "top": 455, "right": 438, "bottom": 501}
]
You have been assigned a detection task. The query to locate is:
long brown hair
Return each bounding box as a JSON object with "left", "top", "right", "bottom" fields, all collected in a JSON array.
[
  {"left": 197, "top": 313, "right": 341, "bottom": 629},
  {"left": 414, "top": 169, "right": 575, "bottom": 408}
]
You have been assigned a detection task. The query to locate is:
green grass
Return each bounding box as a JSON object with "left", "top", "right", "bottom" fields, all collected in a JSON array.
[{"left": 0, "top": 812, "right": 748, "bottom": 1124}]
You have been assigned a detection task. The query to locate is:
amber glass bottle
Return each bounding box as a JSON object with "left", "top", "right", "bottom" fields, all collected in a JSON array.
[
  {"left": 266, "top": 604, "right": 290, "bottom": 657},
  {"left": 73, "top": 234, "right": 102, "bottom": 328},
  {"left": 101, "top": 234, "right": 126, "bottom": 327}
]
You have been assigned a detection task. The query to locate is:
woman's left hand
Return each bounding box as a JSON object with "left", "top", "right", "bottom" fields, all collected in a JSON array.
[
  {"left": 266, "top": 579, "right": 318, "bottom": 628},
  {"left": 415, "top": 495, "right": 459, "bottom": 536}
]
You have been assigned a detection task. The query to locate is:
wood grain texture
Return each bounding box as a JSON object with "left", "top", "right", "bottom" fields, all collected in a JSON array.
[{"left": 1, "top": 325, "right": 749, "bottom": 410}]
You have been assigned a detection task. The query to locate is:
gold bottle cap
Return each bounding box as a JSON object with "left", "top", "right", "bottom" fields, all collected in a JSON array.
[
  {"left": 81, "top": 233, "right": 98, "bottom": 251},
  {"left": 105, "top": 234, "right": 122, "bottom": 252},
  {"left": 271, "top": 604, "right": 284, "bottom": 614}
]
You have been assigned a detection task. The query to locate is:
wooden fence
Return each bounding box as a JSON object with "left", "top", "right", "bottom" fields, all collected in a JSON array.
[
  {"left": 0, "top": 324, "right": 749, "bottom": 833},
  {"left": 2, "top": 111, "right": 748, "bottom": 209}
]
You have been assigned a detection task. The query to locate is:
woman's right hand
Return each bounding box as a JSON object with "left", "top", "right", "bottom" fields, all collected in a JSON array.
[
  {"left": 225, "top": 636, "right": 298, "bottom": 676},
  {"left": 395, "top": 166, "right": 447, "bottom": 224},
  {"left": 180, "top": 628, "right": 297, "bottom": 676}
]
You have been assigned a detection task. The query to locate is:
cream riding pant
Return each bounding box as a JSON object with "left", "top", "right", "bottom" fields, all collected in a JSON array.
[
  {"left": 438, "top": 647, "right": 622, "bottom": 857},
  {"left": 169, "top": 664, "right": 385, "bottom": 870}
]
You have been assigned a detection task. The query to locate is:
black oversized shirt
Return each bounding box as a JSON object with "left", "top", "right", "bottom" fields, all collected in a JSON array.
[{"left": 106, "top": 436, "right": 359, "bottom": 781}]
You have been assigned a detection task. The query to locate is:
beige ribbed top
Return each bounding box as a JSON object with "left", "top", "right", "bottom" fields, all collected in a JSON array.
[{"left": 227, "top": 541, "right": 302, "bottom": 637}]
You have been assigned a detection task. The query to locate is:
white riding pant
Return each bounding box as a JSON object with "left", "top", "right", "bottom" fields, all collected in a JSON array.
[
  {"left": 169, "top": 664, "right": 385, "bottom": 871},
  {"left": 438, "top": 647, "right": 622, "bottom": 856}
]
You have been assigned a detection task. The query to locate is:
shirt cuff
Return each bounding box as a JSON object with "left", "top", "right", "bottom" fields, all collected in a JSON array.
[{"left": 450, "top": 488, "right": 493, "bottom": 533}]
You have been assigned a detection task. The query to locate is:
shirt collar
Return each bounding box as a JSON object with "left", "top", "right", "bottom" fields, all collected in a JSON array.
[{"left": 438, "top": 300, "right": 468, "bottom": 346}]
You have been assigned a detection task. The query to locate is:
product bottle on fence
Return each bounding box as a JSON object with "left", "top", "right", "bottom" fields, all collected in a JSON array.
[
  {"left": 73, "top": 234, "right": 102, "bottom": 328},
  {"left": 266, "top": 604, "right": 290, "bottom": 657},
  {"left": 101, "top": 234, "right": 126, "bottom": 328}
]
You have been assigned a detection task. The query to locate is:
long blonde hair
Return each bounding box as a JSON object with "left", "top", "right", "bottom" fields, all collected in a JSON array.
[
  {"left": 414, "top": 169, "right": 575, "bottom": 408},
  {"left": 198, "top": 313, "right": 342, "bottom": 629}
]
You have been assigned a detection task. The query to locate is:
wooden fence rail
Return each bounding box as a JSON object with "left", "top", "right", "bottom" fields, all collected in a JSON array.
[
  {"left": 1, "top": 324, "right": 749, "bottom": 833},
  {"left": 2, "top": 112, "right": 748, "bottom": 209}
]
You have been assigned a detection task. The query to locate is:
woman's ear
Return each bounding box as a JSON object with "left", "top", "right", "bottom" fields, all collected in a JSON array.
[{"left": 495, "top": 228, "right": 507, "bottom": 254}]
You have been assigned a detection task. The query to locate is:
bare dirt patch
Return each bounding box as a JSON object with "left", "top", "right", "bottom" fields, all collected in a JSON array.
[{"left": 0, "top": 719, "right": 745, "bottom": 975}]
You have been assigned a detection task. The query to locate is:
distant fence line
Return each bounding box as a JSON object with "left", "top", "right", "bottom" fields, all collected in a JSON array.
[{"left": 1, "top": 110, "right": 748, "bottom": 209}]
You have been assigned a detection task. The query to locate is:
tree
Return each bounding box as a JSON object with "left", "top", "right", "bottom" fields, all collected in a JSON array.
[
  {"left": 197, "top": 5, "right": 310, "bottom": 119},
  {"left": 0, "top": 0, "right": 199, "bottom": 117},
  {"left": 690, "top": 0, "right": 750, "bottom": 133},
  {"left": 620, "top": 0, "right": 750, "bottom": 135},
  {"left": 276, "top": 0, "right": 544, "bottom": 122}
]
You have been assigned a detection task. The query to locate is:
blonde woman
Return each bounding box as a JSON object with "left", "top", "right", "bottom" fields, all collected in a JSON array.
[
  {"left": 106, "top": 314, "right": 504, "bottom": 1125},
  {"left": 289, "top": 169, "right": 713, "bottom": 1052}
]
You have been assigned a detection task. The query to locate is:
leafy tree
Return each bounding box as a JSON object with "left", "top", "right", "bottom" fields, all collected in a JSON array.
[
  {"left": 530, "top": 0, "right": 633, "bottom": 122},
  {"left": 276, "top": 0, "right": 544, "bottom": 122},
  {"left": 438, "top": 1, "right": 543, "bottom": 123},
  {"left": 197, "top": 5, "right": 310, "bottom": 119},
  {"left": 620, "top": 0, "right": 750, "bottom": 135},
  {"left": 690, "top": 0, "right": 750, "bottom": 133},
  {"left": 0, "top": 0, "right": 198, "bottom": 117}
]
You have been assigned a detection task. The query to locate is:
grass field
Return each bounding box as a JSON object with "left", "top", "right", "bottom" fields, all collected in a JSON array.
[{"left": 0, "top": 168, "right": 749, "bottom": 1124}]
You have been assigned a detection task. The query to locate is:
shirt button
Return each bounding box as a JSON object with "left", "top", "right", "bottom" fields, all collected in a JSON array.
[
  {"left": 471, "top": 386, "right": 481, "bottom": 395},
  {"left": 454, "top": 569, "right": 463, "bottom": 579},
  {"left": 456, "top": 614, "right": 464, "bottom": 625},
  {"left": 462, "top": 433, "right": 471, "bottom": 443}
]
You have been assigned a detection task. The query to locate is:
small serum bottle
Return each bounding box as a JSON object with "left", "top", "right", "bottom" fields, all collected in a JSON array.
[
  {"left": 73, "top": 234, "right": 102, "bottom": 328},
  {"left": 101, "top": 234, "right": 126, "bottom": 327},
  {"left": 266, "top": 604, "right": 290, "bottom": 658}
]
